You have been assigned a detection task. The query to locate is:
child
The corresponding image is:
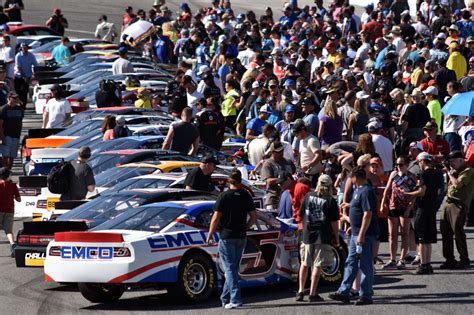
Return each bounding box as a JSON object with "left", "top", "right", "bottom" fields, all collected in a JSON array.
[{"left": 0, "top": 167, "right": 20, "bottom": 257}]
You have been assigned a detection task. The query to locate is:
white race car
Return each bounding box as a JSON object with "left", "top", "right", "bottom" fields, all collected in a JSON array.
[{"left": 44, "top": 200, "right": 347, "bottom": 303}]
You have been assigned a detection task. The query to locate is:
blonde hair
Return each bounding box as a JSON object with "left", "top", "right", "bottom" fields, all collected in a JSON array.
[
  {"left": 357, "top": 153, "right": 372, "bottom": 166},
  {"left": 323, "top": 99, "right": 339, "bottom": 119},
  {"left": 316, "top": 184, "right": 332, "bottom": 197},
  {"left": 354, "top": 98, "right": 369, "bottom": 116}
]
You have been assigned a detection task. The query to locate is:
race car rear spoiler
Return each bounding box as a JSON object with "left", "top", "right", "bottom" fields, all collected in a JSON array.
[
  {"left": 27, "top": 128, "right": 65, "bottom": 139},
  {"left": 19, "top": 176, "right": 47, "bottom": 188},
  {"left": 21, "top": 221, "right": 88, "bottom": 235},
  {"left": 54, "top": 200, "right": 88, "bottom": 210}
]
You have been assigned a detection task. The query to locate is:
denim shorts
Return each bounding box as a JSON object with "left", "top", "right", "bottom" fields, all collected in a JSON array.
[{"left": 1, "top": 136, "right": 19, "bottom": 158}]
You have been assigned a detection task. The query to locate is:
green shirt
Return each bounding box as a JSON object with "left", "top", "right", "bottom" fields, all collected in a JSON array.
[
  {"left": 447, "top": 167, "right": 474, "bottom": 209},
  {"left": 221, "top": 89, "right": 239, "bottom": 117},
  {"left": 427, "top": 99, "right": 442, "bottom": 134}
]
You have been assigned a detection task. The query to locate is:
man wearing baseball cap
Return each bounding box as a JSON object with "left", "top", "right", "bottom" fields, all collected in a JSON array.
[
  {"left": 440, "top": 151, "right": 474, "bottom": 269},
  {"left": 423, "top": 86, "right": 442, "bottom": 134},
  {"left": 420, "top": 121, "right": 450, "bottom": 163},
  {"left": 275, "top": 105, "right": 296, "bottom": 143},
  {"left": 403, "top": 152, "right": 443, "bottom": 274},
  {"left": 245, "top": 104, "right": 271, "bottom": 140},
  {"left": 293, "top": 118, "right": 323, "bottom": 187},
  {"left": 112, "top": 46, "right": 134, "bottom": 75}
]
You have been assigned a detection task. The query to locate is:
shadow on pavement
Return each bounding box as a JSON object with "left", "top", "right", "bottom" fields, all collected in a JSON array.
[
  {"left": 46, "top": 284, "right": 78, "bottom": 292},
  {"left": 375, "top": 292, "right": 474, "bottom": 305}
]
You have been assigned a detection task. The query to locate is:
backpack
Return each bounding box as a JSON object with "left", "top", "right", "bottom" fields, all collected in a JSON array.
[{"left": 47, "top": 161, "right": 73, "bottom": 194}]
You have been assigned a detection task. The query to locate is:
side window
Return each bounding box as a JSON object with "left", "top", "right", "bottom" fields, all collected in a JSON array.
[
  {"left": 168, "top": 167, "right": 183, "bottom": 173},
  {"left": 194, "top": 209, "right": 214, "bottom": 228}
]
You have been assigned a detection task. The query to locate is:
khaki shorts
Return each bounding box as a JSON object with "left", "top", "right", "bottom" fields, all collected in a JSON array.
[
  {"left": 300, "top": 243, "right": 334, "bottom": 268},
  {"left": 0, "top": 213, "right": 14, "bottom": 234}
]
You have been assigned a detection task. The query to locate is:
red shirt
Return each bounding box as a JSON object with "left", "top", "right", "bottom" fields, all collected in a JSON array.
[
  {"left": 362, "top": 21, "right": 383, "bottom": 42},
  {"left": 291, "top": 182, "right": 311, "bottom": 231},
  {"left": 420, "top": 136, "right": 450, "bottom": 156},
  {"left": 0, "top": 180, "right": 20, "bottom": 213}
]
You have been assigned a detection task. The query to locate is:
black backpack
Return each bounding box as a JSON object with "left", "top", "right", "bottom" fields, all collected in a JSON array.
[{"left": 47, "top": 161, "right": 73, "bottom": 194}]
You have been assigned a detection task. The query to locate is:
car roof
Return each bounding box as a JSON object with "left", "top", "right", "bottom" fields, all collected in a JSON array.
[
  {"left": 125, "top": 188, "right": 205, "bottom": 194},
  {"left": 132, "top": 173, "right": 185, "bottom": 180},
  {"left": 118, "top": 161, "right": 198, "bottom": 169},
  {"left": 144, "top": 200, "right": 215, "bottom": 209},
  {"left": 99, "top": 149, "right": 176, "bottom": 155}
]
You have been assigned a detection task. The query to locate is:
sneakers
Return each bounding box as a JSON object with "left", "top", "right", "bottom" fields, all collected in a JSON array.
[
  {"left": 396, "top": 260, "right": 406, "bottom": 270},
  {"left": 411, "top": 256, "right": 421, "bottom": 265},
  {"left": 224, "top": 303, "right": 242, "bottom": 309},
  {"left": 295, "top": 291, "right": 304, "bottom": 302},
  {"left": 354, "top": 297, "right": 374, "bottom": 305},
  {"left": 308, "top": 294, "right": 324, "bottom": 302},
  {"left": 373, "top": 256, "right": 384, "bottom": 265},
  {"left": 455, "top": 260, "right": 470, "bottom": 270},
  {"left": 440, "top": 260, "right": 457, "bottom": 269},
  {"left": 382, "top": 260, "right": 397, "bottom": 269},
  {"left": 328, "top": 292, "right": 350, "bottom": 304},
  {"left": 415, "top": 264, "right": 434, "bottom": 275},
  {"left": 10, "top": 244, "right": 16, "bottom": 258}
]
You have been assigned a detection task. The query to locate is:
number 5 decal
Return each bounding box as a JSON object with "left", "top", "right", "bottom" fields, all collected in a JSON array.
[{"left": 239, "top": 231, "right": 280, "bottom": 279}]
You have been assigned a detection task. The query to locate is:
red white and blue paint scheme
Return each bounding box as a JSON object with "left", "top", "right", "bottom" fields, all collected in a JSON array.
[{"left": 44, "top": 201, "right": 345, "bottom": 303}]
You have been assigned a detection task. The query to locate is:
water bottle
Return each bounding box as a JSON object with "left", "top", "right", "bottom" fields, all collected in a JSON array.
[{"left": 356, "top": 244, "right": 363, "bottom": 256}]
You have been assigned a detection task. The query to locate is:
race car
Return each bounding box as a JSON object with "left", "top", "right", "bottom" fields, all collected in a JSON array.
[
  {"left": 15, "top": 189, "right": 217, "bottom": 267},
  {"left": 44, "top": 201, "right": 347, "bottom": 303}
]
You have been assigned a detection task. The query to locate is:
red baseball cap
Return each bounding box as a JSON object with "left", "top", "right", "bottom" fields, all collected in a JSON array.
[{"left": 428, "top": 79, "right": 436, "bottom": 86}]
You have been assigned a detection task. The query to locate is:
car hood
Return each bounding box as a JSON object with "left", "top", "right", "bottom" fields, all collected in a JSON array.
[{"left": 31, "top": 148, "right": 78, "bottom": 159}]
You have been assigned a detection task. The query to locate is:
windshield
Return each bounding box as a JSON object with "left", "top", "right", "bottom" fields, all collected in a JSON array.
[
  {"left": 58, "top": 193, "right": 146, "bottom": 228},
  {"left": 56, "top": 120, "right": 101, "bottom": 137},
  {"left": 31, "top": 40, "right": 60, "bottom": 53},
  {"left": 89, "top": 153, "right": 130, "bottom": 175},
  {"left": 92, "top": 206, "right": 185, "bottom": 232},
  {"left": 109, "top": 177, "right": 175, "bottom": 193},
  {"left": 61, "top": 130, "right": 102, "bottom": 149},
  {"left": 95, "top": 166, "right": 158, "bottom": 188},
  {"left": 67, "top": 69, "right": 111, "bottom": 85}
]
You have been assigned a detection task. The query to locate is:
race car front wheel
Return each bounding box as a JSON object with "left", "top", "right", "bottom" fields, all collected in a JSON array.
[
  {"left": 319, "top": 237, "right": 348, "bottom": 285},
  {"left": 167, "top": 253, "right": 215, "bottom": 302},
  {"left": 78, "top": 283, "right": 125, "bottom": 303}
]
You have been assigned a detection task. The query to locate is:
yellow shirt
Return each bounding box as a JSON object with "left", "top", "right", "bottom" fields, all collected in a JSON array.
[
  {"left": 135, "top": 97, "right": 152, "bottom": 109},
  {"left": 427, "top": 99, "right": 442, "bottom": 134},
  {"left": 447, "top": 51, "right": 467, "bottom": 80},
  {"left": 221, "top": 89, "right": 240, "bottom": 117},
  {"left": 411, "top": 67, "right": 423, "bottom": 86}
]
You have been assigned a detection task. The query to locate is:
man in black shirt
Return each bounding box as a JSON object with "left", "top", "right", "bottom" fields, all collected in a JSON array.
[
  {"left": 60, "top": 146, "right": 95, "bottom": 201},
  {"left": 3, "top": 0, "right": 23, "bottom": 22},
  {"left": 0, "top": 92, "right": 23, "bottom": 169},
  {"left": 184, "top": 155, "right": 216, "bottom": 192},
  {"left": 207, "top": 169, "right": 257, "bottom": 309},
  {"left": 162, "top": 107, "right": 200, "bottom": 155},
  {"left": 404, "top": 152, "right": 443, "bottom": 274},
  {"left": 194, "top": 99, "right": 225, "bottom": 150},
  {"left": 401, "top": 88, "right": 431, "bottom": 152},
  {"left": 164, "top": 70, "right": 187, "bottom": 117}
]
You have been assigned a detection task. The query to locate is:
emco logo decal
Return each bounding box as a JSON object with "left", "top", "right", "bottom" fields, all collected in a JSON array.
[{"left": 60, "top": 246, "right": 113, "bottom": 260}]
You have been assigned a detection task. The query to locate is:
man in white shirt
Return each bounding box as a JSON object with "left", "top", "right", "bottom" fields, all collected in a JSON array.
[
  {"left": 112, "top": 47, "right": 134, "bottom": 75},
  {"left": 95, "top": 15, "right": 117, "bottom": 42},
  {"left": 0, "top": 35, "right": 15, "bottom": 90},
  {"left": 294, "top": 119, "right": 322, "bottom": 187},
  {"left": 368, "top": 119, "right": 393, "bottom": 173},
  {"left": 42, "top": 85, "right": 72, "bottom": 128}
]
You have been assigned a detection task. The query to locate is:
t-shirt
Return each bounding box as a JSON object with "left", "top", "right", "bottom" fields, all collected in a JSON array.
[
  {"left": 372, "top": 134, "right": 393, "bottom": 172},
  {"left": 261, "top": 158, "right": 295, "bottom": 207},
  {"left": 246, "top": 117, "right": 267, "bottom": 137},
  {"left": 417, "top": 167, "right": 444, "bottom": 211},
  {"left": 349, "top": 184, "right": 379, "bottom": 236},
  {"left": 51, "top": 44, "right": 71, "bottom": 66},
  {"left": 427, "top": 99, "right": 442, "bottom": 134},
  {"left": 221, "top": 89, "right": 239, "bottom": 117},
  {"left": 0, "top": 179, "right": 20, "bottom": 213},
  {"left": 298, "top": 192, "right": 339, "bottom": 244},
  {"left": 319, "top": 115, "right": 343, "bottom": 145},
  {"left": 420, "top": 136, "right": 450, "bottom": 156},
  {"left": 214, "top": 188, "right": 256, "bottom": 239},
  {"left": 402, "top": 103, "right": 431, "bottom": 129},
  {"left": 112, "top": 57, "right": 134, "bottom": 75},
  {"left": 299, "top": 134, "right": 321, "bottom": 175},
  {"left": 4, "top": 0, "right": 23, "bottom": 22},
  {"left": 247, "top": 136, "right": 269, "bottom": 166},
  {"left": 184, "top": 167, "right": 214, "bottom": 192},
  {"left": 447, "top": 167, "right": 474, "bottom": 209},
  {"left": 0, "top": 104, "right": 23, "bottom": 138},
  {"left": 195, "top": 109, "right": 223, "bottom": 150},
  {"left": 0, "top": 46, "right": 15, "bottom": 78},
  {"left": 134, "top": 98, "right": 152, "bottom": 109},
  {"left": 169, "top": 121, "right": 199, "bottom": 154},
  {"left": 60, "top": 160, "right": 95, "bottom": 201},
  {"left": 45, "top": 98, "right": 72, "bottom": 128}
]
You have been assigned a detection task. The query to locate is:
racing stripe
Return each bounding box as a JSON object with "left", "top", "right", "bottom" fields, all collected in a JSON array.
[{"left": 108, "top": 256, "right": 181, "bottom": 283}]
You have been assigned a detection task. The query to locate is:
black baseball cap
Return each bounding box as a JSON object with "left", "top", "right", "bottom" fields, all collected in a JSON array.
[{"left": 201, "top": 154, "right": 218, "bottom": 165}]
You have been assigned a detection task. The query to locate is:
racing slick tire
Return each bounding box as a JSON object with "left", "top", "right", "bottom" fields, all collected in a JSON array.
[
  {"left": 167, "top": 253, "right": 216, "bottom": 302},
  {"left": 78, "top": 283, "right": 125, "bottom": 303},
  {"left": 319, "top": 237, "right": 348, "bottom": 285}
]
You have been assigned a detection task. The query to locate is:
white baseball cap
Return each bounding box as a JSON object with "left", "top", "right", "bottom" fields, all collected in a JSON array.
[
  {"left": 356, "top": 90, "right": 370, "bottom": 99},
  {"left": 218, "top": 34, "right": 227, "bottom": 43},
  {"left": 252, "top": 81, "right": 261, "bottom": 89},
  {"left": 423, "top": 86, "right": 438, "bottom": 96}
]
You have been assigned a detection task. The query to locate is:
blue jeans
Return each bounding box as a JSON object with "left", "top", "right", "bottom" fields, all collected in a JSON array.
[
  {"left": 219, "top": 238, "right": 246, "bottom": 305},
  {"left": 337, "top": 234, "right": 376, "bottom": 299},
  {"left": 444, "top": 133, "right": 462, "bottom": 152}
]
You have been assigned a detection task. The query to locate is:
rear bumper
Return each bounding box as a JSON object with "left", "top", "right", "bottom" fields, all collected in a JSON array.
[{"left": 15, "top": 245, "right": 47, "bottom": 267}]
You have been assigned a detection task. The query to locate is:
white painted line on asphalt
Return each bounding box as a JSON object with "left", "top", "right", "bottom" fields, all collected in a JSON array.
[{"left": 67, "top": 29, "right": 95, "bottom": 35}]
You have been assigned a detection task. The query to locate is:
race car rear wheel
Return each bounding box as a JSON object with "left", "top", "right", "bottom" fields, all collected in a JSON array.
[
  {"left": 167, "top": 253, "right": 215, "bottom": 302},
  {"left": 78, "top": 283, "right": 125, "bottom": 303},
  {"left": 319, "top": 237, "right": 348, "bottom": 285}
]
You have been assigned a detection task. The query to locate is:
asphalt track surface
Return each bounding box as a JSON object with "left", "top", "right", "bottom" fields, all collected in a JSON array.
[{"left": 4, "top": 1, "right": 474, "bottom": 314}]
